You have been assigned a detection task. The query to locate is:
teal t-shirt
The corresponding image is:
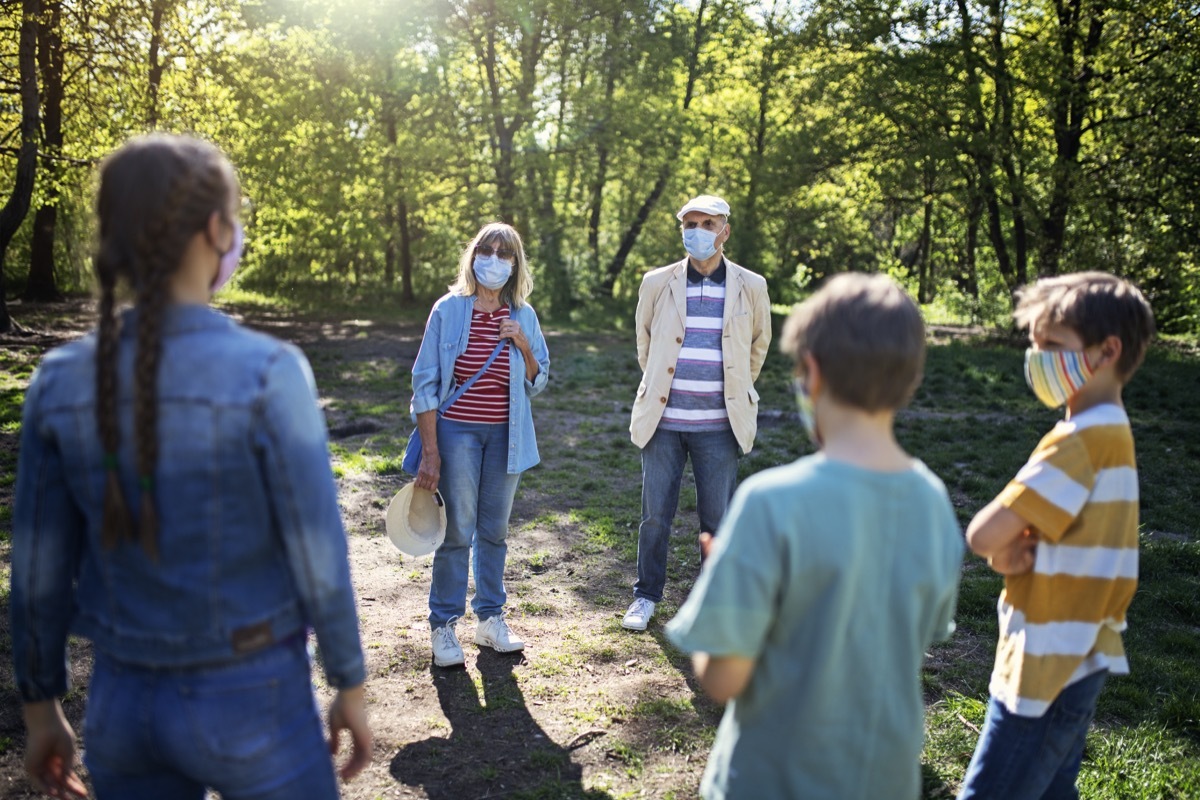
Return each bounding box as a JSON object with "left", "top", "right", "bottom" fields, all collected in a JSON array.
[{"left": 666, "top": 454, "right": 964, "bottom": 800}]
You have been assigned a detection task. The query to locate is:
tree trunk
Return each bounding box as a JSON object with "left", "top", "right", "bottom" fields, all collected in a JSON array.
[
  {"left": 989, "top": 0, "right": 1028, "bottom": 288},
  {"left": 25, "top": 0, "right": 63, "bottom": 301},
  {"left": 0, "top": 0, "right": 42, "bottom": 333},
  {"left": 600, "top": 0, "right": 708, "bottom": 296},
  {"left": 739, "top": 3, "right": 781, "bottom": 274},
  {"left": 956, "top": 0, "right": 1018, "bottom": 291},
  {"left": 917, "top": 163, "right": 934, "bottom": 304},
  {"left": 147, "top": 0, "right": 171, "bottom": 129},
  {"left": 587, "top": 10, "right": 621, "bottom": 274},
  {"left": 398, "top": 197, "right": 414, "bottom": 304},
  {"left": 1039, "top": 0, "right": 1105, "bottom": 276},
  {"left": 599, "top": 165, "right": 669, "bottom": 297}
]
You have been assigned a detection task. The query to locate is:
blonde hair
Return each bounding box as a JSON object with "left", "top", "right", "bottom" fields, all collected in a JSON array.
[
  {"left": 448, "top": 222, "right": 533, "bottom": 308},
  {"left": 1013, "top": 271, "right": 1155, "bottom": 381},
  {"left": 780, "top": 273, "right": 926, "bottom": 412}
]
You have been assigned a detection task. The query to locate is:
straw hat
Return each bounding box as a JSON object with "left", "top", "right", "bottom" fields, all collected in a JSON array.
[{"left": 386, "top": 484, "right": 447, "bottom": 556}]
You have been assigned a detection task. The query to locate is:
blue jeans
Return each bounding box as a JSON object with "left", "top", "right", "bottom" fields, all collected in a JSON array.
[
  {"left": 958, "top": 669, "right": 1108, "bottom": 800},
  {"left": 634, "top": 426, "right": 739, "bottom": 603},
  {"left": 83, "top": 639, "right": 337, "bottom": 800},
  {"left": 430, "top": 417, "right": 522, "bottom": 628}
]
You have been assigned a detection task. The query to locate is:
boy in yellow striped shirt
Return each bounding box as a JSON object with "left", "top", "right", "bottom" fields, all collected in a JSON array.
[{"left": 958, "top": 272, "right": 1155, "bottom": 799}]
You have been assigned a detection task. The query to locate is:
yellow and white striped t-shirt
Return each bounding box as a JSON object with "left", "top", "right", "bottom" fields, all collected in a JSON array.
[{"left": 991, "top": 403, "right": 1138, "bottom": 717}]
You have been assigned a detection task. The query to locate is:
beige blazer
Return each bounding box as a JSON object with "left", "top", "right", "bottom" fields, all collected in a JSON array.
[{"left": 629, "top": 257, "right": 772, "bottom": 454}]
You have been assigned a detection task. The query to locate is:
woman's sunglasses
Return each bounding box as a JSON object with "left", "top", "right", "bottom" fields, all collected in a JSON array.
[{"left": 476, "top": 244, "right": 516, "bottom": 261}]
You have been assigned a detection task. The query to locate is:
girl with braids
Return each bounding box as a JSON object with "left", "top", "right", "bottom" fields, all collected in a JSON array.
[{"left": 11, "top": 133, "right": 372, "bottom": 799}]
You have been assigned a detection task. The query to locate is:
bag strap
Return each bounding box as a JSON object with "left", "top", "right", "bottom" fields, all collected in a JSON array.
[{"left": 437, "top": 337, "right": 508, "bottom": 414}]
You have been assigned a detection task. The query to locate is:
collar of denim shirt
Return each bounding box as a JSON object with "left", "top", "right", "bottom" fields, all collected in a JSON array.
[{"left": 118, "top": 303, "right": 237, "bottom": 339}]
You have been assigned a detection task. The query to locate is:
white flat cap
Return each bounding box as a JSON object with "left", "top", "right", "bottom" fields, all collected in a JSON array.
[{"left": 676, "top": 194, "right": 731, "bottom": 220}]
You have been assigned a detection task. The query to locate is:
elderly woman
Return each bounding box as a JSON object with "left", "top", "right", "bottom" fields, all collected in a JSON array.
[{"left": 409, "top": 222, "right": 551, "bottom": 667}]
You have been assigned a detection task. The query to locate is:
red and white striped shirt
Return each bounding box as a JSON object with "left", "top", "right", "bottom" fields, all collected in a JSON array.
[{"left": 442, "top": 307, "right": 511, "bottom": 423}]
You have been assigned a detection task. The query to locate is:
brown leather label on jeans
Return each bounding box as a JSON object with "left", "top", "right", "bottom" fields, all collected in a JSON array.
[{"left": 231, "top": 621, "right": 274, "bottom": 654}]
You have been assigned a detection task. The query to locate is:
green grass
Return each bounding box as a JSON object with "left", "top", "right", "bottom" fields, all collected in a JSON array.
[
  {"left": 3, "top": 306, "right": 1197, "bottom": 799},
  {"left": 532, "top": 326, "right": 1200, "bottom": 798}
]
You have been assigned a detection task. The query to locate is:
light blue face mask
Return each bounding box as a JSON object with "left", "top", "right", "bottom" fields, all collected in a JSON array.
[
  {"left": 682, "top": 225, "right": 725, "bottom": 261},
  {"left": 791, "top": 378, "right": 819, "bottom": 445},
  {"left": 473, "top": 254, "right": 512, "bottom": 290}
]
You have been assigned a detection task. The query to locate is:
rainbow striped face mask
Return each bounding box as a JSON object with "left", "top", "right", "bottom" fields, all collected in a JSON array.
[{"left": 1024, "top": 348, "right": 1095, "bottom": 408}]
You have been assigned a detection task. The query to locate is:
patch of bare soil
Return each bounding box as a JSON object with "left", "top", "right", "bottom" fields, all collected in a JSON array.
[{"left": 0, "top": 301, "right": 717, "bottom": 800}]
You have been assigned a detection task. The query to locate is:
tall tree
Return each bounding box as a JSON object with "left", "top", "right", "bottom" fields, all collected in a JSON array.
[
  {"left": 25, "top": 0, "right": 63, "bottom": 301},
  {"left": 0, "top": 0, "right": 41, "bottom": 332},
  {"left": 600, "top": 0, "right": 712, "bottom": 297}
]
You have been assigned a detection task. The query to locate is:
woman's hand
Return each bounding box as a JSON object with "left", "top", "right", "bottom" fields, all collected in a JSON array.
[
  {"left": 500, "top": 318, "right": 541, "bottom": 382},
  {"left": 498, "top": 318, "right": 530, "bottom": 354},
  {"left": 23, "top": 700, "right": 87, "bottom": 799},
  {"left": 413, "top": 410, "right": 440, "bottom": 492},
  {"left": 328, "top": 685, "right": 372, "bottom": 782},
  {"left": 414, "top": 450, "right": 440, "bottom": 493}
]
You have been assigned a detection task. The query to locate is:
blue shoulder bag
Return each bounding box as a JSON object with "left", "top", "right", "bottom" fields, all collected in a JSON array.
[{"left": 402, "top": 337, "right": 508, "bottom": 475}]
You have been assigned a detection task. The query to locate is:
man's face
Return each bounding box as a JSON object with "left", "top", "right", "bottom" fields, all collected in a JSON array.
[{"left": 680, "top": 211, "right": 730, "bottom": 246}]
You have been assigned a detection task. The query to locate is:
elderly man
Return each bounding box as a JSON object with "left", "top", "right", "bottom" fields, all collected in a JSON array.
[{"left": 623, "top": 194, "right": 772, "bottom": 631}]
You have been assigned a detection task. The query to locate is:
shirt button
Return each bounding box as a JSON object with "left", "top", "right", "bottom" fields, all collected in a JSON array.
[
  {"left": 667, "top": 367, "right": 675, "bottom": 375},
  {"left": 676, "top": 337, "right": 682, "bottom": 343},
  {"left": 660, "top": 397, "right": 667, "bottom": 403}
]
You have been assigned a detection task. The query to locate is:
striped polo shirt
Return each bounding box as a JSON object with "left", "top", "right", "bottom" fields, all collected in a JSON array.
[
  {"left": 659, "top": 261, "right": 729, "bottom": 433},
  {"left": 990, "top": 403, "right": 1138, "bottom": 717},
  {"left": 442, "top": 307, "right": 510, "bottom": 423}
]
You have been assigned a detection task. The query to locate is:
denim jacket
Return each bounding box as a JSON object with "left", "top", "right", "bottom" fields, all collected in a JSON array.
[
  {"left": 11, "top": 305, "right": 365, "bottom": 702},
  {"left": 410, "top": 292, "right": 550, "bottom": 473}
]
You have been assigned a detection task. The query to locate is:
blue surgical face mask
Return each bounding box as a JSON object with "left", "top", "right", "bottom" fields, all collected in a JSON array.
[
  {"left": 473, "top": 254, "right": 512, "bottom": 290},
  {"left": 681, "top": 225, "right": 725, "bottom": 261},
  {"left": 791, "top": 377, "right": 820, "bottom": 446}
]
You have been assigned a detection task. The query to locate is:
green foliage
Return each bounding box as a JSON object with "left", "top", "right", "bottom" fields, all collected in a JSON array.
[{"left": 1, "top": 0, "right": 1197, "bottom": 329}]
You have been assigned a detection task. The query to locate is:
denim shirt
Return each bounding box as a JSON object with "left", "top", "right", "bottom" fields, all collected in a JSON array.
[
  {"left": 410, "top": 293, "right": 550, "bottom": 473},
  {"left": 11, "top": 305, "right": 366, "bottom": 702}
]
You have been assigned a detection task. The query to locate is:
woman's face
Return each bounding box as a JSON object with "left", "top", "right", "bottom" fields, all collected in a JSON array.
[{"left": 475, "top": 237, "right": 516, "bottom": 265}]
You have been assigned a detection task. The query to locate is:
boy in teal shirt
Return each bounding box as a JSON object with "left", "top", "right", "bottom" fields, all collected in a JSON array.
[{"left": 666, "top": 273, "right": 964, "bottom": 800}]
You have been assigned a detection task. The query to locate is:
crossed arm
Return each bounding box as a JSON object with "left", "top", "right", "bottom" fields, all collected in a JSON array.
[{"left": 966, "top": 500, "right": 1037, "bottom": 576}]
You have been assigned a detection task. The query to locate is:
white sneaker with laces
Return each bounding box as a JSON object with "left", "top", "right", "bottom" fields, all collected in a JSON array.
[
  {"left": 622, "top": 598, "right": 656, "bottom": 631},
  {"left": 475, "top": 614, "right": 525, "bottom": 653},
  {"left": 431, "top": 617, "right": 464, "bottom": 667}
]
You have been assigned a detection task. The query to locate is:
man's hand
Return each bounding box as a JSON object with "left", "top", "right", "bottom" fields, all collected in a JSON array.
[
  {"left": 23, "top": 700, "right": 87, "bottom": 799},
  {"left": 328, "top": 685, "right": 372, "bottom": 782}
]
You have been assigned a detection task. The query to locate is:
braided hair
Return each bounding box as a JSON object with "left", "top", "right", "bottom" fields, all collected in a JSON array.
[{"left": 92, "top": 134, "right": 239, "bottom": 557}]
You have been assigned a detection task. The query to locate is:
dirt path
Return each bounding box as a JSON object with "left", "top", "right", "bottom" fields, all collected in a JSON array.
[{"left": 1, "top": 302, "right": 719, "bottom": 800}]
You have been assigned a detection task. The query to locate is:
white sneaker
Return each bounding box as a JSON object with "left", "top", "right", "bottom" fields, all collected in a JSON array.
[
  {"left": 431, "top": 618, "right": 464, "bottom": 667},
  {"left": 622, "top": 598, "right": 656, "bottom": 631},
  {"left": 475, "top": 614, "right": 525, "bottom": 653}
]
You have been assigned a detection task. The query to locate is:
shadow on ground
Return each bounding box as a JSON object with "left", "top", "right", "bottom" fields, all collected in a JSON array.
[{"left": 390, "top": 650, "right": 613, "bottom": 799}]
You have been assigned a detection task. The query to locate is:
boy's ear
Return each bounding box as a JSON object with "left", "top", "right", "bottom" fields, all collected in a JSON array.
[
  {"left": 1096, "top": 334, "right": 1123, "bottom": 371},
  {"left": 801, "top": 352, "right": 823, "bottom": 395}
]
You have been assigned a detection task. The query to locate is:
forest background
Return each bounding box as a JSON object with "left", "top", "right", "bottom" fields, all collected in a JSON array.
[{"left": 1, "top": 0, "right": 1198, "bottom": 331}]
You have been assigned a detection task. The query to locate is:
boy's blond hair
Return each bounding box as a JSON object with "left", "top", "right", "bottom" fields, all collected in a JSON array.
[
  {"left": 780, "top": 273, "right": 925, "bottom": 412},
  {"left": 1013, "top": 272, "right": 1155, "bottom": 381}
]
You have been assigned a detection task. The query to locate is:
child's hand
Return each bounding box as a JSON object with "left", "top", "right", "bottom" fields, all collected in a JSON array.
[
  {"left": 987, "top": 530, "right": 1037, "bottom": 576},
  {"left": 23, "top": 700, "right": 87, "bottom": 799}
]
